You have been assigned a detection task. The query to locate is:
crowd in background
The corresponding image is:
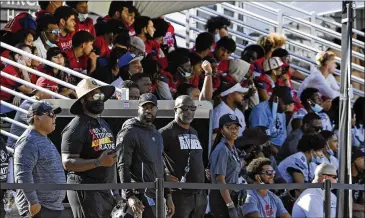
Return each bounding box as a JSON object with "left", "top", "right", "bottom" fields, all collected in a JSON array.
[{"left": 0, "top": 1, "right": 364, "bottom": 218}]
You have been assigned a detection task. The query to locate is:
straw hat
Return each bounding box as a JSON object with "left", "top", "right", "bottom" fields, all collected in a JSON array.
[{"left": 70, "top": 78, "right": 115, "bottom": 115}]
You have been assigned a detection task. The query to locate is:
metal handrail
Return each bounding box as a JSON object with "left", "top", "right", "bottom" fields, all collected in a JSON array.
[
  {"left": 1, "top": 117, "right": 28, "bottom": 129},
  {"left": 0, "top": 86, "right": 39, "bottom": 103},
  {"left": 0, "top": 130, "right": 19, "bottom": 141},
  {"left": 0, "top": 101, "right": 28, "bottom": 114}
]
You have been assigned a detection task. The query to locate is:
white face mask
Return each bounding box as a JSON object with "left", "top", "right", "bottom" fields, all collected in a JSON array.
[
  {"left": 78, "top": 13, "right": 88, "bottom": 22},
  {"left": 42, "top": 32, "right": 57, "bottom": 48},
  {"left": 215, "top": 33, "right": 221, "bottom": 42}
]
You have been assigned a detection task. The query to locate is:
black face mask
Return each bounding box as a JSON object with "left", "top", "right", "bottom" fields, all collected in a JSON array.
[{"left": 85, "top": 99, "right": 104, "bottom": 114}]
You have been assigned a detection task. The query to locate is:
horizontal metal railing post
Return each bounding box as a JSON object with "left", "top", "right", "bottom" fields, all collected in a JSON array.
[
  {"left": 0, "top": 85, "right": 39, "bottom": 103},
  {"left": 0, "top": 71, "right": 69, "bottom": 99},
  {"left": 0, "top": 117, "right": 28, "bottom": 129},
  {"left": 0, "top": 130, "right": 19, "bottom": 142},
  {"left": 0, "top": 101, "right": 28, "bottom": 114},
  {"left": 0, "top": 42, "right": 123, "bottom": 94}
]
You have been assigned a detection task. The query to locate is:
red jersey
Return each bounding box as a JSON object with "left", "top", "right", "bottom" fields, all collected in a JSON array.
[
  {"left": 93, "top": 36, "right": 110, "bottom": 57},
  {"left": 253, "top": 57, "right": 265, "bottom": 74},
  {"left": 163, "top": 23, "right": 175, "bottom": 49},
  {"left": 57, "top": 32, "right": 74, "bottom": 51},
  {"left": 2, "top": 12, "right": 36, "bottom": 33},
  {"left": 256, "top": 74, "right": 276, "bottom": 97},
  {"left": 145, "top": 40, "right": 161, "bottom": 57},
  {"left": 0, "top": 65, "right": 21, "bottom": 101},
  {"left": 64, "top": 49, "right": 89, "bottom": 74},
  {"left": 76, "top": 18, "right": 96, "bottom": 36}
]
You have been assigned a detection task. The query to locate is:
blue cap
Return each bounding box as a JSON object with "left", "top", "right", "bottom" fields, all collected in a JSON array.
[
  {"left": 118, "top": 52, "right": 144, "bottom": 68},
  {"left": 27, "top": 101, "right": 61, "bottom": 119}
]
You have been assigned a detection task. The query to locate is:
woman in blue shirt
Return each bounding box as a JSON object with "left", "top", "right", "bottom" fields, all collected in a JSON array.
[{"left": 209, "top": 114, "right": 242, "bottom": 218}]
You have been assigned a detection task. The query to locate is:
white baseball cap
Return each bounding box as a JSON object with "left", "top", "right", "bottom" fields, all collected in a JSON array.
[{"left": 263, "top": 57, "right": 284, "bottom": 72}]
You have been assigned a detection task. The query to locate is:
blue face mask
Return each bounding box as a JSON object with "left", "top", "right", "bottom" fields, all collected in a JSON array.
[
  {"left": 311, "top": 103, "right": 323, "bottom": 113},
  {"left": 327, "top": 149, "right": 334, "bottom": 156},
  {"left": 311, "top": 154, "right": 322, "bottom": 165},
  {"left": 215, "top": 33, "right": 221, "bottom": 42},
  {"left": 272, "top": 99, "right": 278, "bottom": 121}
]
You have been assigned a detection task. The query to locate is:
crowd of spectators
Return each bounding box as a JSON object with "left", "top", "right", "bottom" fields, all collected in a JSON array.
[{"left": 0, "top": 1, "right": 364, "bottom": 218}]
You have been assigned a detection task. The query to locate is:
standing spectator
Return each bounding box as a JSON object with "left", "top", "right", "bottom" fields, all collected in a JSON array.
[
  {"left": 353, "top": 97, "right": 364, "bottom": 147},
  {"left": 116, "top": 93, "right": 175, "bottom": 218},
  {"left": 135, "top": 16, "right": 155, "bottom": 44},
  {"left": 36, "top": 1, "right": 63, "bottom": 19},
  {"left": 0, "top": 137, "right": 9, "bottom": 218},
  {"left": 159, "top": 95, "right": 207, "bottom": 218},
  {"left": 288, "top": 88, "right": 332, "bottom": 134},
  {"left": 319, "top": 130, "right": 339, "bottom": 170},
  {"left": 113, "top": 52, "right": 144, "bottom": 86},
  {"left": 278, "top": 134, "right": 326, "bottom": 185},
  {"left": 131, "top": 73, "right": 153, "bottom": 94},
  {"left": 292, "top": 164, "right": 338, "bottom": 218},
  {"left": 194, "top": 32, "right": 215, "bottom": 58},
  {"left": 130, "top": 36, "right": 146, "bottom": 57},
  {"left": 213, "top": 82, "right": 248, "bottom": 138},
  {"left": 146, "top": 17, "right": 169, "bottom": 58},
  {"left": 66, "top": 1, "right": 96, "bottom": 35},
  {"left": 211, "top": 36, "right": 236, "bottom": 75},
  {"left": 33, "top": 14, "right": 60, "bottom": 59},
  {"left": 54, "top": 6, "right": 77, "bottom": 51},
  {"left": 209, "top": 114, "right": 242, "bottom": 218},
  {"left": 298, "top": 50, "right": 340, "bottom": 100},
  {"left": 249, "top": 86, "right": 294, "bottom": 148},
  {"left": 64, "top": 30, "right": 96, "bottom": 80},
  {"left": 351, "top": 148, "right": 365, "bottom": 218},
  {"left": 14, "top": 101, "right": 65, "bottom": 218},
  {"left": 113, "top": 30, "right": 131, "bottom": 52},
  {"left": 277, "top": 113, "right": 323, "bottom": 161},
  {"left": 205, "top": 16, "right": 231, "bottom": 46},
  {"left": 61, "top": 78, "right": 117, "bottom": 218},
  {"left": 241, "top": 157, "right": 291, "bottom": 218},
  {"left": 118, "top": 80, "right": 140, "bottom": 100}
]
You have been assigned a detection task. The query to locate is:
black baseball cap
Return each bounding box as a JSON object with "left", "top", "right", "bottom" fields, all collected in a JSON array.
[
  {"left": 27, "top": 101, "right": 61, "bottom": 119},
  {"left": 219, "top": 113, "right": 242, "bottom": 128},
  {"left": 352, "top": 148, "right": 365, "bottom": 162},
  {"left": 139, "top": 93, "right": 158, "bottom": 106},
  {"left": 236, "top": 127, "right": 270, "bottom": 149},
  {"left": 272, "top": 86, "right": 295, "bottom": 105},
  {"left": 46, "top": 47, "right": 66, "bottom": 61}
]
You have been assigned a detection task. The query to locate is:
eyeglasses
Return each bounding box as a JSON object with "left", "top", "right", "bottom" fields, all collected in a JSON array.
[
  {"left": 323, "top": 174, "right": 337, "bottom": 179},
  {"left": 41, "top": 111, "right": 56, "bottom": 118},
  {"left": 177, "top": 106, "right": 197, "bottom": 112},
  {"left": 260, "top": 170, "right": 276, "bottom": 176},
  {"left": 45, "top": 29, "right": 61, "bottom": 35},
  {"left": 91, "top": 93, "right": 105, "bottom": 101}
]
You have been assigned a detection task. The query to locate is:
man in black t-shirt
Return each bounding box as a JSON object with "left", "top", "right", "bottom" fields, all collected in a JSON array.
[
  {"left": 159, "top": 95, "right": 207, "bottom": 218},
  {"left": 0, "top": 137, "right": 10, "bottom": 218},
  {"left": 61, "top": 78, "right": 117, "bottom": 218},
  {"left": 352, "top": 148, "right": 365, "bottom": 218}
]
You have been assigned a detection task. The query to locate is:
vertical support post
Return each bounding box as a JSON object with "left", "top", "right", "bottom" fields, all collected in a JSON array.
[
  {"left": 185, "top": 9, "right": 191, "bottom": 48},
  {"left": 276, "top": 9, "right": 283, "bottom": 34},
  {"left": 156, "top": 178, "right": 165, "bottom": 218},
  {"left": 337, "top": 2, "right": 353, "bottom": 218},
  {"left": 310, "top": 11, "right": 317, "bottom": 72},
  {"left": 324, "top": 179, "right": 332, "bottom": 218}
]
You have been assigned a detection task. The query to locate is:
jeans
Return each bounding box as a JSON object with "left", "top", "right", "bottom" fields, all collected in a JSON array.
[{"left": 172, "top": 190, "right": 207, "bottom": 218}]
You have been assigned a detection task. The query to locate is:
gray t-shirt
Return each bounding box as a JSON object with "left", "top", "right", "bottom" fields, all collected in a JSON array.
[
  {"left": 210, "top": 140, "right": 241, "bottom": 184},
  {"left": 241, "top": 190, "right": 288, "bottom": 218}
]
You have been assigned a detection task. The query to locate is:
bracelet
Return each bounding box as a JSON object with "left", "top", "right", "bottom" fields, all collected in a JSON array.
[
  {"left": 205, "top": 71, "right": 213, "bottom": 76},
  {"left": 226, "top": 201, "right": 234, "bottom": 208},
  {"left": 94, "top": 158, "right": 100, "bottom": 167}
]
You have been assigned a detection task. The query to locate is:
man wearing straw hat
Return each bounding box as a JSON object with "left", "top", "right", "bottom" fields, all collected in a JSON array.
[{"left": 61, "top": 78, "right": 117, "bottom": 218}]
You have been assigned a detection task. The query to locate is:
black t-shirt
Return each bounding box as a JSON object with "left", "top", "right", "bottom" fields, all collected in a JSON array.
[
  {"left": 352, "top": 171, "right": 365, "bottom": 205},
  {"left": 159, "top": 120, "right": 205, "bottom": 193},
  {"left": 1, "top": 137, "right": 9, "bottom": 199},
  {"left": 61, "top": 114, "right": 116, "bottom": 183}
]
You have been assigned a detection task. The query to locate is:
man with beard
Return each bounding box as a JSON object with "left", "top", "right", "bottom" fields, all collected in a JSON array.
[
  {"left": 159, "top": 95, "right": 207, "bottom": 218},
  {"left": 213, "top": 82, "right": 248, "bottom": 139},
  {"left": 241, "top": 157, "right": 291, "bottom": 218},
  {"left": 134, "top": 16, "right": 155, "bottom": 43},
  {"left": 54, "top": 6, "right": 77, "bottom": 51},
  {"left": 61, "top": 78, "right": 118, "bottom": 218},
  {"left": 116, "top": 93, "right": 175, "bottom": 218}
]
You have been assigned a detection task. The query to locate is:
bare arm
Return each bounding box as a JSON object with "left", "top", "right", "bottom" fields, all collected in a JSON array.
[
  {"left": 244, "top": 212, "right": 262, "bottom": 218},
  {"left": 290, "top": 68, "right": 305, "bottom": 81},
  {"left": 62, "top": 153, "right": 97, "bottom": 172},
  {"left": 353, "top": 203, "right": 365, "bottom": 211},
  {"left": 18, "top": 85, "right": 33, "bottom": 94},
  {"left": 199, "top": 75, "right": 213, "bottom": 101},
  {"left": 216, "top": 175, "right": 233, "bottom": 204},
  {"left": 291, "top": 171, "right": 305, "bottom": 196}
]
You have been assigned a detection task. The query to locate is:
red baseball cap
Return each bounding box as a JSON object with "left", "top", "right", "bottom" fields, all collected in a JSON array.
[{"left": 32, "top": 77, "right": 59, "bottom": 94}]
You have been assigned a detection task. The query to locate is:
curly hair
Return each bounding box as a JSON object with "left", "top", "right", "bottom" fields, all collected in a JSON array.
[
  {"left": 257, "top": 33, "right": 286, "bottom": 54},
  {"left": 297, "top": 133, "right": 327, "bottom": 152},
  {"left": 205, "top": 16, "right": 231, "bottom": 33},
  {"left": 315, "top": 50, "right": 336, "bottom": 67},
  {"left": 300, "top": 88, "right": 319, "bottom": 105},
  {"left": 246, "top": 157, "right": 272, "bottom": 181}
]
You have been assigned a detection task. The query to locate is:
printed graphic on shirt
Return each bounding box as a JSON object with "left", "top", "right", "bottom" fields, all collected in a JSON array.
[
  {"left": 89, "top": 127, "right": 115, "bottom": 151},
  {"left": 0, "top": 150, "right": 9, "bottom": 181},
  {"left": 264, "top": 204, "right": 274, "bottom": 216},
  {"left": 178, "top": 134, "right": 202, "bottom": 150}
]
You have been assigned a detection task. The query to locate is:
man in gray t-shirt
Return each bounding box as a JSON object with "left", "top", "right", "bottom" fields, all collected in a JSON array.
[{"left": 240, "top": 158, "right": 291, "bottom": 218}]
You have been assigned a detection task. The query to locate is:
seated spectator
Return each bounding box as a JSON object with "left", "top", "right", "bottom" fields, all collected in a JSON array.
[
  {"left": 255, "top": 33, "right": 286, "bottom": 74},
  {"left": 130, "top": 36, "right": 146, "bottom": 57},
  {"left": 113, "top": 29, "right": 131, "bottom": 52},
  {"left": 298, "top": 50, "right": 340, "bottom": 100},
  {"left": 241, "top": 157, "right": 291, "bottom": 218},
  {"left": 33, "top": 14, "right": 60, "bottom": 59},
  {"left": 353, "top": 97, "right": 364, "bottom": 147},
  {"left": 194, "top": 32, "right": 215, "bottom": 58},
  {"left": 188, "top": 52, "right": 204, "bottom": 87},
  {"left": 175, "top": 83, "right": 201, "bottom": 100},
  {"left": 292, "top": 164, "right": 338, "bottom": 218},
  {"left": 319, "top": 130, "right": 339, "bottom": 170},
  {"left": 321, "top": 96, "right": 332, "bottom": 113},
  {"left": 213, "top": 82, "right": 248, "bottom": 138},
  {"left": 135, "top": 16, "right": 155, "bottom": 45},
  {"left": 287, "top": 88, "right": 332, "bottom": 134},
  {"left": 29, "top": 46, "right": 41, "bottom": 83},
  {"left": 64, "top": 30, "right": 96, "bottom": 79},
  {"left": 351, "top": 148, "right": 365, "bottom": 218},
  {"left": 241, "top": 44, "right": 265, "bottom": 65},
  {"left": 249, "top": 86, "right": 294, "bottom": 148},
  {"left": 256, "top": 56, "right": 286, "bottom": 101},
  {"left": 131, "top": 73, "right": 152, "bottom": 94},
  {"left": 105, "top": 1, "right": 136, "bottom": 35},
  {"left": 211, "top": 36, "right": 236, "bottom": 76},
  {"left": 1, "top": 29, "right": 37, "bottom": 61},
  {"left": 66, "top": 1, "right": 95, "bottom": 35},
  {"left": 277, "top": 113, "right": 322, "bottom": 161},
  {"left": 224, "top": 59, "right": 251, "bottom": 84},
  {"left": 0, "top": 43, "right": 33, "bottom": 104},
  {"left": 209, "top": 114, "right": 242, "bottom": 218},
  {"left": 54, "top": 6, "right": 77, "bottom": 51},
  {"left": 202, "top": 56, "right": 219, "bottom": 92},
  {"left": 146, "top": 17, "right": 169, "bottom": 58},
  {"left": 36, "top": 1, "right": 63, "bottom": 20},
  {"left": 117, "top": 80, "right": 140, "bottom": 100},
  {"left": 112, "top": 52, "right": 143, "bottom": 87},
  {"left": 205, "top": 16, "right": 231, "bottom": 46},
  {"left": 278, "top": 133, "right": 326, "bottom": 186}
]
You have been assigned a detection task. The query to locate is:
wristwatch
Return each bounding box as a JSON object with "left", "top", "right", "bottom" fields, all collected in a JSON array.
[
  {"left": 205, "top": 71, "right": 213, "bottom": 76},
  {"left": 94, "top": 158, "right": 101, "bottom": 167},
  {"left": 226, "top": 201, "right": 234, "bottom": 208}
]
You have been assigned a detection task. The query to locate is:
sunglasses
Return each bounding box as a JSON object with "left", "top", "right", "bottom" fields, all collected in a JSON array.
[
  {"left": 45, "top": 29, "right": 61, "bottom": 35},
  {"left": 260, "top": 170, "right": 276, "bottom": 176},
  {"left": 91, "top": 93, "right": 105, "bottom": 101},
  {"left": 323, "top": 174, "right": 337, "bottom": 179},
  {"left": 177, "top": 106, "right": 197, "bottom": 112},
  {"left": 41, "top": 111, "right": 56, "bottom": 118}
]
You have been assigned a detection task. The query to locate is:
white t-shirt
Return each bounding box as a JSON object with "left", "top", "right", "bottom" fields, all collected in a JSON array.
[
  {"left": 33, "top": 38, "right": 48, "bottom": 60},
  {"left": 323, "top": 155, "right": 339, "bottom": 170},
  {"left": 298, "top": 70, "right": 340, "bottom": 100},
  {"left": 292, "top": 188, "right": 337, "bottom": 218},
  {"left": 278, "top": 152, "right": 313, "bottom": 183},
  {"left": 213, "top": 101, "right": 246, "bottom": 136}
]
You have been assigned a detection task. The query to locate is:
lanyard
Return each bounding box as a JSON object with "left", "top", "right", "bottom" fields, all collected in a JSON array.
[{"left": 181, "top": 129, "right": 191, "bottom": 183}]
